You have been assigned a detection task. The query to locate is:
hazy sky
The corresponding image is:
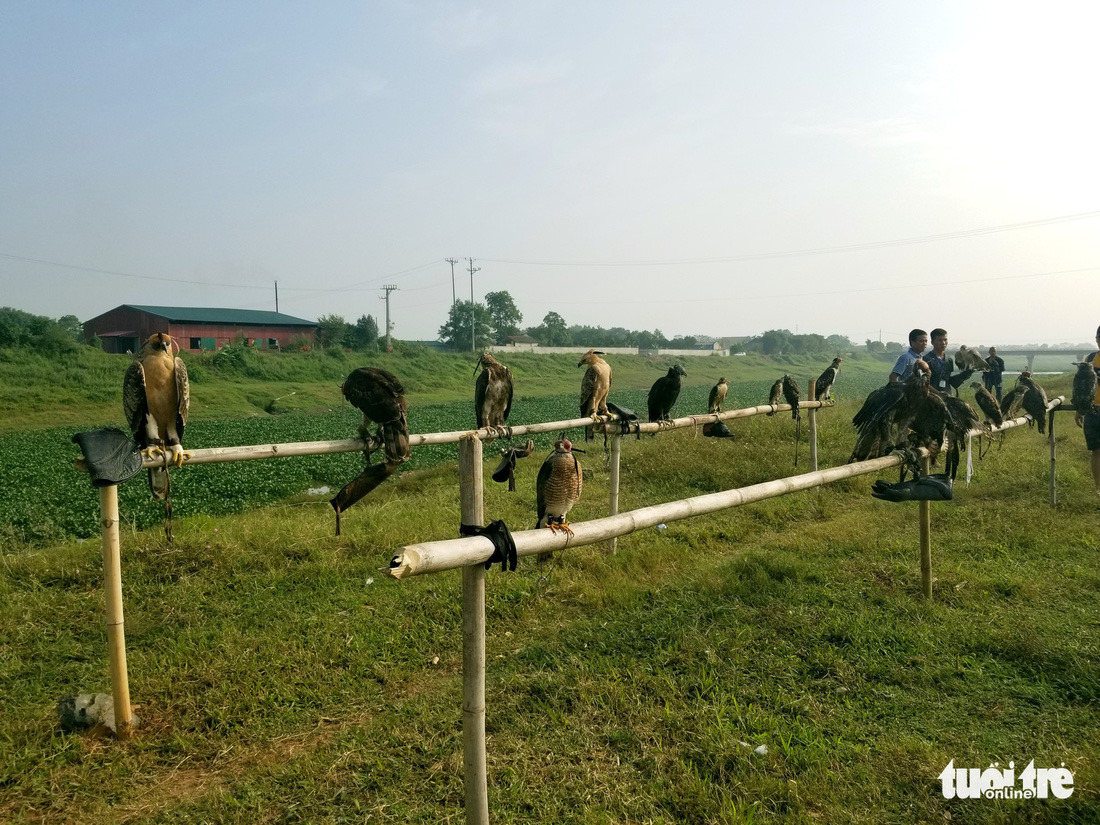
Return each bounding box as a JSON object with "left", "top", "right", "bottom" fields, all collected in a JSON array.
[{"left": 2, "top": 1, "right": 1098, "bottom": 346}]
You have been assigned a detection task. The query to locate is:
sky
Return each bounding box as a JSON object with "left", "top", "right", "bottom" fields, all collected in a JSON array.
[{"left": 2, "top": 1, "right": 1099, "bottom": 347}]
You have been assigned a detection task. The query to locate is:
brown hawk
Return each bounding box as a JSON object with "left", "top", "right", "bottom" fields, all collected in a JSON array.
[
  {"left": 970, "top": 382, "right": 1004, "bottom": 428},
  {"left": 535, "top": 438, "right": 583, "bottom": 562},
  {"left": 1017, "top": 372, "right": 1049, "bottom": 435},
  {"left": 578, "top": 349, "right": 612, "bottom": 440},
  {"left": 474, "top": 352, "right": 513, "bottom": 438},
  {"left": 782, "top": 375, "right": 801, "bottom": 420},
  {"left": 766, "top": 378, "right": 783, "bottom": 416},
  {"left": 708, "top": 377, "right": 729, "bottom": 413},
  {"left": 122, "top": 333, "right": 189, "bottom": 541},
  {"left": 815, "top": 357, "right": 842, "bottom": 400},
  {"left": 647, "top": 365, "right": 686, "bottom": 423}
]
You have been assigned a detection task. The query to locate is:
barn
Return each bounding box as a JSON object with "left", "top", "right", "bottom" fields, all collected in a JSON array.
[{"left": 83, "top": 305, "right": 318, "bottom": 354}]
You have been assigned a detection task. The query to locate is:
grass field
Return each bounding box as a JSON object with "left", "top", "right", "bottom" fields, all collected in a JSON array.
[{"left": 1, "top": 356, "right": 1097, "bottom": 823}]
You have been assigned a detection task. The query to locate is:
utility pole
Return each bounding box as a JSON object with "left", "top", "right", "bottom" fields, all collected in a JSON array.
[
  {"left": 274, "top": 281, "right": 279, "bottom": 313},
  {"left": 381, "top": 284, "right": 398, "bottom": 352},
  {"left": 445, "top": 258, "right": 459, "bottom": 308},
  {"left": 466, "top": 258, "right": 480, "bottom": 353}
]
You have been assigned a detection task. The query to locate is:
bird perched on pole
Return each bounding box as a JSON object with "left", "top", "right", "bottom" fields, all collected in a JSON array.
[
  {"left": 766, "top": 378, "right": 783, "bottom": 416},
  {"left": 782, "top": 375, "right": 801, "bottom": 420},
  {"left": 330, "top": 367, "right": 411, "bottom": 535},
  {"left": 1072, "top": 360, "right": 1098, "bottom": 415},
  {"left": 954, "top": 345, "right": 992, "bottom": 372},
  {"left": 578, "top": 349, "right": 612, "bottom": 441},
  {"left": 648, "top": 364, "right": 686, "bottom": 423},
  {"left": 970, "top": 382, "right": 1004, "bottom": 428},
  {"left": 1000, "top": 384, "right": 1026, "bottom": 418},
  {"left": 815, "top": 358, "right": 842, "bottom": 400},
  {"left": 474, "top": 351, "right": 513, "bottom": 439},
  {"left": 123, "top": 332, "right": 190, "bottom": 542},
  {"left": 535, "top": 438, "right": 583, "bottom": 563},
  {"left": 1017, "top": 372, "right": 1049, "bottom": 435},
  {"left": 708, "top": 377, "right": 729, "bottom": 413},
  {"left": 850, "top": 360, "right": 932, "bottom": 463}
]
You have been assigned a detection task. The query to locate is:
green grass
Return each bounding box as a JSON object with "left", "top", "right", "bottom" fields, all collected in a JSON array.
[{"left": 1, "top": 365, "right": 1097, "bottom": 823}]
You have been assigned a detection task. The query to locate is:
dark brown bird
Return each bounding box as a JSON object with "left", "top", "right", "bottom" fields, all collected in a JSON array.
[
  {"left": 782, "top": 375, "right": 801, "bottom": 420},
  {"left": 708, "top": 377, "right": 729, "bottom": 413},
  {"left": 1017, "top": 372, "right": 1049, "bottom": 434},
  {"left": 850, "top": 360, "right": 933, "bottom": 463},
  {"left": 814, "top": 357, "right": 842, "bottom": 400},
  {"left": 766, "top": 378, "right": 783, "bottom": 416},
  {"left": 474, "top": 352, "right": 513, "bottom": 437},
  {"left": 1072, "top": 361, "right": 1098, "bottom": 415},
  {"left": 535, "top": 438, "right": 583, "bottom": 562},
  {"left": 1000, "top": 384, "right": 1026, "bottom": 418},
  {"left": 970, "top": 382, "right": 1004, "bottom": 428},
  {"left": 578, "top": 350, "right": 612, "bottom": 441},
  {"left": 648, "top": 365, "right": 686, "bottom": 423},
  {"left": 330, "top": 367, "right": 410, "bottom": 534}
]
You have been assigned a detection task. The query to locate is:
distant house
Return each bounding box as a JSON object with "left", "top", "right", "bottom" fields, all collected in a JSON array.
[
  {"left": 505, "top": 334, "right": 540, "bottom": 350},
  {"left": 83, "top": 305, "right": 317, "bottom": 354}
]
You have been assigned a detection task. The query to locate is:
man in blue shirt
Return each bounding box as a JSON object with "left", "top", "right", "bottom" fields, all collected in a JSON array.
[
  {"left": 889, "top": 329, "right": 929, "bottom": 382},
  {"left": 1075, "top": 325, "right": 1100, "bottom": 502},
  {"left": 922, "top": 328, "right": 974, "bottom": 395}
]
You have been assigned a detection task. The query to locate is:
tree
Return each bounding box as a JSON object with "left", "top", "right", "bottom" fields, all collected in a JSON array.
[
  {"left": 316, "top": 314, "right": 349, "bottom": 349},
  {"left": 484, "top": 291, "right": 523, "bottom": 345},
  {"left": 538, "top": 311, "right": 570, "bottom": 346},
  {"left": 350, "top": 314, "right": 380, "bottom": 350},
  {"left": 865, "top": 339, "right": 886, "bottom": 354},
  {"left": 760, "top": 329, "right": 793, "bottom": 355},
  {"left": 57, "top": 315, "right": 83, "bottom": 343},
  {"left": 438, "top": 300, "right": 493, "bottom": 351}
]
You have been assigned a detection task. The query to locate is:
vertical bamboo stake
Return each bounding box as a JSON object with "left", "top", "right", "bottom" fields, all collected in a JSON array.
[
  {"left": 458, "top": 435, "right": 489, "bottom": 825},
  {"left": 1048, "top": 410, "right": 1057, "bottom": 508},
  {"left": 100, "top": 485, "right": 133, "bottom": 738},
  {"left": 918, "top": 455, "right": 932, "bottom": 599},
  {"left": 607, "top": 434, "right": 622, "bottom": 554},
  {"left": 807, "top": 378, "right": 818, "bottom": 472}
]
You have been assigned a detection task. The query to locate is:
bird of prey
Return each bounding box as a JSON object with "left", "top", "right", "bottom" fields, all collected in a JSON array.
[
  {"left": 814, "top": 357, "right": 842, "bottom": 400},
  {"left": 708, "top": 377, "right": 729, "bottom": 413},
  {"left": 1000, "top": 384, "right": 1026, "bottom": 418},
  {"left": 474, "top": 352, "right": 513, "bottom": 438},
  {"left": 535, "top": 438, "right": 583, "bottom": 563},
  {"left": 123, "top": 333, "right": 190, "bottom": 542},
  {"left": 850, "top": 360, "right": 932, "bottom": 463},
  {"left": 648, "top": 364, "right": 687, "bottom": 423},
  {"left": 766, "top": 378, "right": 783, "bottom": 416},
  {"left": 330, "top": 367, "right": 411, "bottom": 534},
  {"left": 578, "top": 349, "right": 612, "bottom": 440},
  {"left": 954, "top": 346, "right": 992, "bottom": 372},
  {"left": 1072, "top": 361, "right": 1098, "bottom": 415},
  {"left": 782, "top": 375, "right": 801, "bottom": 420},
  {"left": 1017, "top": 372, "right": 1049, "bottom": 434},
  {"left": 970, "top": 382, "right": 1004, "bottom": 428}
]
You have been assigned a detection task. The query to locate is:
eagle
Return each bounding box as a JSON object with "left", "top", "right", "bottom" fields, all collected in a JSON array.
[
  {"left": 766, "top": 378, "right": 783, "bottom": 416},
  {"left": 648, "top": 364, "right": 686, "bottom": 423},
  {"left": 578, "top": 349, "right": 612, "bottom": 441},
  {"left": 330, "top": 367, "right": 411, "bottom": 535},
  {"left": 782, "top": 375, "right": 801, "bottom": 420},
  {"left": 970, "top": 382, "right": 1004, "bottom": 428},
  {"left": 535, "top": 438, "right": 583, "bottom": 563},
  {"left": 954, "top": 346, "right": 992, "bottom": 372},
  {"left": 708, "top": 377, "right": 729, "bottom": 413},
  {"left": 850, "top": 360, "right": 933, "bottom": 463},
  {"left": 474, "top": 352, "right": 513, "bottom": 438},
  {"left": 1000, "top": 384, "right": 1026, "bottom": 418},
  {"left": 1072, "top": 361, "right": 1098, "bottom": 415},
  {"left": 123, "top": 333, "right": 190, "bottom": 542},
  {"left": 814, "top": 357, "right": 842, "bottom": 400},
  {"left": 1017, "top": 372, "right": 1049, "bottom": 435}
]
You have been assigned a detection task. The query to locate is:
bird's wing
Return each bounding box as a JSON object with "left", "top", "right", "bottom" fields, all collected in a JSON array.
[
  {"left": 474, "top": 369, "right": 488, "bottom": 428},
  {"left": 580, "top": 368, "right": 597, "bottom": 414},
  {"left": 174, "top": 356, "right": 190, "bottom": 432},
  {"left": 501, "top": 366, "right": 514, "bottom": 423},
  {"left": 122, "top": 360, "right": 148, "bottom": 441},
  {"left": 708, "top": 385, "right": 719, "bottom": 409},
  {"left": 535, "top": 455, "right": 552, "bottom": 522},
  {"left": 345, "top": 368, "right": 405, "bottom": 422}
]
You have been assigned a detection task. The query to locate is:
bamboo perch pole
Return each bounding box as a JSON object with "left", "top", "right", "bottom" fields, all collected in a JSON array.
[
  {"left": 608, "top": 435, "right": 622, "bottom": 554},
  {"left": 919, "top": 455, "right": 933, "bottom": 599},
  {"left": 598, "top": 401, "right": 833, "bottom": 437},
  {"left": 99, "top": 485, "right": 133, "bottom": 738},
  {"left": 808, "top": 379, "right": 819, "bottom": 472},
  {"left": 458, "top": 436, "right": 489, "bottom": 825},
  {"left": 1049, "top": 410, "right": 1057, "bottom": 508}
]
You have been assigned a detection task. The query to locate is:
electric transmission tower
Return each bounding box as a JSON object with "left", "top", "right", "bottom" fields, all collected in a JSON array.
[{"left": 381, "top": 284, "right": 398, "bottom": 352}]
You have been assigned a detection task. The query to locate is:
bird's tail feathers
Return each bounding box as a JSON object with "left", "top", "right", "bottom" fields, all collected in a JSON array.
[
  {"left": 380, "top": 417, "right": 411, "bottom": 466},
  {"left": 148, "top": 467, "right": 170, "bottom": 500}
]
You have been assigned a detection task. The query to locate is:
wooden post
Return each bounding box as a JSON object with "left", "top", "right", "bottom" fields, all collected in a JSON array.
[
  {"left": 807, "top": 378, "right": 818, "bottom": 472},
  {"left": 100, "top": 485, "right": 133, "bottom": 738},
  {"left": 607, "top": 435, "right": 622, "bottom": 554},
  {"left": 1049, "top": 410, "right": 1057, "bottom": 508},
  {"left": 458, "top": 436, "right": 489, "bottom": 825},
  {"left": 919, "top": 456, "right": 932, "bottom": 599}
]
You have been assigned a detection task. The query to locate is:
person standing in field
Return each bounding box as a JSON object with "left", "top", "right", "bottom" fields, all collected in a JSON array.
[
  {"left": 983, "top": 346, "right": 1006, "bottom": 402},
  {"left": 923, "top": 328, "right": 973, "bottom": 394},
  {"left": 889, "top": 329, "right": 929, "bottom": 382},
  {"left": 1076, "top": 325, "right": 1100, "bottom": 503}
]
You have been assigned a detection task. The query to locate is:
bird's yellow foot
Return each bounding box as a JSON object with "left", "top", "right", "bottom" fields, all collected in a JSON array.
[
  {"left": 546, "top": 520, "right": 574, "bottom": 537},
  {"left": 168, "top": 445, "right": 189, "bottom": 467}
]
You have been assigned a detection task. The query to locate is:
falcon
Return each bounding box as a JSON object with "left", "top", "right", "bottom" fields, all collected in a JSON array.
[
  {"left": 330, "top": 367, "right": 411, "bottom": 534},
  {"left": 708, "top": 377, "right": 729, "bottom": 413},
  {"left": 970, "top": 382, "right": 1004, "bottom": 428},
  {"left": 1017, "top": 372, "right": 1049, "bottom": 435},
  {"left": 474, "top": 352, "right": 513, "bottom": 438},
  {"left": 123, "top": 333, "right": 190, "bottom": 542},
  {"left": 766, "top": 379, "right": 783, "bottom": 416},
  {"left": 535, "top": 438, "right": 583, "bottom": 562},
  {"left": 782, "top": 375, "right": 801, "bottom": 420},
  {"left": 648, "top": 364, "right": 686, "bottom": 423},
  {"left": 578, "top": 349, "right": 612, "bottom": 441},
  {"left": 954, "top": 345, "right": 992, "bottom": 372},
  {"left": 815, "top": 357, "right": 842, "bottom": 400},
  {"left": 1072, "top": 360, "right": 1098, "bottom": 415}
]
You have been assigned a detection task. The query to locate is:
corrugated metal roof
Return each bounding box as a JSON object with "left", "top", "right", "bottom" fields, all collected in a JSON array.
[{"left": 124, "top": 305, "right": 316, "bottom": 326}]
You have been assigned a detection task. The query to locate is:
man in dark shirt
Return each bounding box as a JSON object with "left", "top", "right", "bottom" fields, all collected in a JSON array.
[
  {"left": 983, "top": 346, "right": 1006, "bottom": 401},
  {"left": 924, "top": 328, "right": 973, "bottom": 395}
]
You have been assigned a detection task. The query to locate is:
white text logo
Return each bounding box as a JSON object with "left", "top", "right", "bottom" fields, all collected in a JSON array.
[{"left": 939, "top": 760, "right": 1073, "bottom": 800}]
